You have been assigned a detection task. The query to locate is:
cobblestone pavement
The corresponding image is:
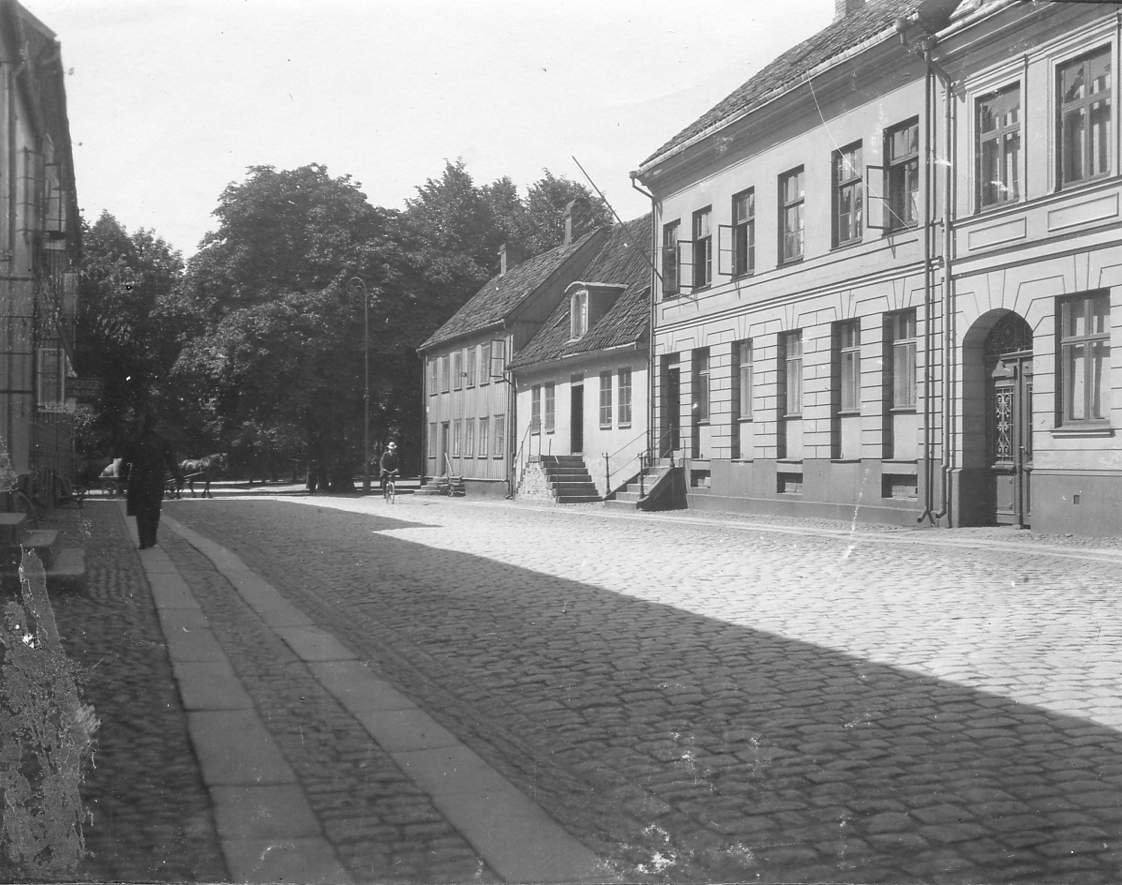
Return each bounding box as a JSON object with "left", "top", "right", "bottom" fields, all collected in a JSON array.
[
  {"left": 47, "top": 502, "right": 227, "bottom": 882},
  {"left": 157, "top": 494, "right": 1122, "bottom": 883}
]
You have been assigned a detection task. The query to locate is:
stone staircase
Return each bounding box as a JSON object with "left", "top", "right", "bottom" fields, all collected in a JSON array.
[
  {"left": 0, "top": 512, "right": 85, "bottom": 594},
  {"left": 540, "top": 455, "right": 600, "bottom": 504},
  {"left": 604, "top": 460, "right": 677, "bottom": 511}
]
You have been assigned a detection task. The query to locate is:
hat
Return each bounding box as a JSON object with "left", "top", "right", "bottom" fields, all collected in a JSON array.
[{"left": 388, "top": 441, "right": 397, "bottom": 449}]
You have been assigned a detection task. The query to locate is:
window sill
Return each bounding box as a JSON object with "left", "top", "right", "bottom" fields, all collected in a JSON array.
[
  {"left": 890, "top": 406, "right": 917, "bottom": 414},
  {"left": 779, "top": 257, "right": 804, "bottom": 267},
  {"left": 832, "top": 238, "right": 862, "bottom": 251},
  {"left": 618, "top": 423, "right": 632, "bottom": 430},
  {"left": 599, "top": 424, "right": 612, "bottom": 430},
  {"left": 837, "top": 409, "right": 861, "bottom": 417},
  {"left": 732, "top": 271, "right": 755, "bottom": 281},
  {"left": 782, "top": 413, "right": 803, "bottom": 420},
  {"left": 737, "top": 417, "right": 754, "bottom": 424},
  {"left": 1050, "top": 424, "right": 1115, "bottom": 438}
]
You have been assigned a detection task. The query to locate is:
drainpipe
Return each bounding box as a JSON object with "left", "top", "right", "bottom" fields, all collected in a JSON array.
[
  {"left": 917, "top": 59, "right": 936, "bottom": 525},
  {"left": 630, "top": 170, "right": 658, "bottom": 469},
  {"left": 924, "top": 47, "right": 955, "bottom": 526}
]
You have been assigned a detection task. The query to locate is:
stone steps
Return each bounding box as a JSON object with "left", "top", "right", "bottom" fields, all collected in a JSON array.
[{"left": 538, "top": 456, "right": 600, "bottom": 504}]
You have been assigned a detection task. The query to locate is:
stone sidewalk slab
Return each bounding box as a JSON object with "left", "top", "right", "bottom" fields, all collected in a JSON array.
[
  {"left": 187, "top": 710, "right": 297, "bottom": 786},
  {"left": 274, "top": 624, "right": 357, "bottom": 661},
  {"left": 173, "top": 661, "right": 253, "bottom": 710},
  {"left": 308, "top": 660, "right": 419, "bottom": 713},
  {"left": 222, "top": 838, "right": 353, "bottom": 885}
]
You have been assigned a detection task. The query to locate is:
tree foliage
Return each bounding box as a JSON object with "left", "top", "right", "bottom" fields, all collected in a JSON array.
[
  {"left": 74, "top": 212, "right": 189, "bottom": 453},
  {"left": 76, "top": 160, "right": 616, "bottom": 489}
]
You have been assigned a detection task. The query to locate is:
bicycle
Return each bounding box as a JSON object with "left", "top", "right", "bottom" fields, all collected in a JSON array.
[{"left": 382, "top": 470, "right": 398, "bottom": 504}]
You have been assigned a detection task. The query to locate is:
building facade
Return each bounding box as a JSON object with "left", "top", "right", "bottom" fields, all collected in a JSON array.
[
  {"left": 418, "top": 214, "right": 607, "bottom": 495},
  {"left": 0, "top": 1, "right": 80, "bottom": 499},
  {"left": 509, "top": 216, "right": 652, "bottom": 498},
  {"left": 635, "top": 0, "right": 1122, "bottom": 534}
]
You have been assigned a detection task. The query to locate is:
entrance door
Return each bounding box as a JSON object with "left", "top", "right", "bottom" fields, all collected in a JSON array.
[
  {"left": 440, "top": 422, "right": 450, "bottom": 473},
  {"left": 986, "top": 314, "right": 1033, "bottom": 527},
  {"left": 662, "top": 365, "right": 680, "bottom": 457},
  {"left": 571, "top": 385, "right": 584, "bottom": 453}
]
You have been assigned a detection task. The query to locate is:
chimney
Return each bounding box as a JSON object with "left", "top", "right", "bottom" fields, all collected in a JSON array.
[
  {"left": 498, "top": 242, "right": 523, "bottom": 275},
  {"left": 563, "top": 197, "right": 592, "bottom": 246},
  {"left": 835, "top": 0, "right": 864, "bottom": 19}
]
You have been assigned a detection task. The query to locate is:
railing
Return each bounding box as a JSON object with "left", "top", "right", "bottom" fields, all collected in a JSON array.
[{"left": 601, "top": 426, "right": 676, "bottom": 499}]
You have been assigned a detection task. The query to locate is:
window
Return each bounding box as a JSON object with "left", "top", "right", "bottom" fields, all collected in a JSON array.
[
  {"left": 888, "top": 311, "right": 917, "bottom": 408},
  {"left": 1060, "top": 292, "right": 1111, "bottom": 424},
  {"left": 692, "top": 207, "right": 712, "bottom": 288},
  {"left": 834, "top": 143, "right": 863, "bottom": 246},
  {"left": 886, "top": 120, "right": 919, "bottom": 230},
  {"left": 429, "top": 357, "right": 438, "bottom": 396},
  {"left": 734, "top": 340, "right": 753, "bottom": 420},
  {"left": 428, "top": 422, "right": 437, "bottom": 459},
  {"left": 466, "top": 347, "right": 476, "bottom": 387},
  {"left": 1060, "top": 48, "right": 1112, "bottom": 187},
  {"left": 599, "top": 371, "right": 613, "bottom": 427},
  {"left": 978, "top": 84, "right": 1021, "bottom": 208},
  {"left": 780, "top": 332, "right": 802, "bottom": 417},
  {"left": 453, "top": 350, "right": 463, "bottom": 390},
  {"left": 732, "top": 189, "right": 755, "bottom": 277},
  {"left": 441, "top": 354, "right": 450, "bottom": 393},
  {"left": 545, "top": 383, "right": 555, "bottom": 433},
  {"left": 838, "top": 321, "right": 861, "bottom": 412},
  {"left": 491, "top": 340, "right": 506, "bottom": 381},
  {"left": 531, "top": 385, "right": 542, "bottom": 433},
  {"left": 452, "top": 419, "right": 461, "bottom": 456},
  {"left": 780, "top": 167, "right": 805, "bottom": 263},
  {"left": 478, "top": 418, "right": 489, "bottom": 457},
  {"left": 662, "top": 221, "right": 680, "bottom": 298},
  {"left": 493, "top": 414, "right": 505, "bottom": 457},
  {"left": 465, "top": 418, "right": 474, "bottom": 457},
  {"left": 571, "top": 289, "right": 588, "bottom": 339},
  {"left": 694, "top": 349, "right": 710, "bottom": 422},
  {"left": 480, "top": 342, "right": 491, "bottom": 385},
  {"left": 618, "top": 369, "right": 632, "bottom": 426}
]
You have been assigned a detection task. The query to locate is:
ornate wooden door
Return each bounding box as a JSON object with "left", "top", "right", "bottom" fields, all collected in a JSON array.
[{"left": 986, "top": 314, "right": 1033, "bottom": 527}]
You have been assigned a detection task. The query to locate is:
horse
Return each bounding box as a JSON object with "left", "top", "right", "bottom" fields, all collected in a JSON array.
[
  {"left": 96, "top": 458, "right": 124, "bottom": 497},
  {"left": 177, "top": 453, "right": 227, "bottom": 499}
]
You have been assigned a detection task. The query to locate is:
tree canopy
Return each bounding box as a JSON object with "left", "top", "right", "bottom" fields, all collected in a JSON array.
[{"left": 77, "top": 160, "right": 613, "bottom": 489}]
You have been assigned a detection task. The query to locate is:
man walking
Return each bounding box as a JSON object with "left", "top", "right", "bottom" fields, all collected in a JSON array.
[{"left": 120, "top": 412, "right": 182, "bottom": 549}]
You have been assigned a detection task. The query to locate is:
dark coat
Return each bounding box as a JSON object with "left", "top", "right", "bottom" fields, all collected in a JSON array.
[
  {"left": 120, "top": 430, "right": 180, "bottom": 517},
  {"left": 379, "top": 449, "right": 399, "bottom": 472}
]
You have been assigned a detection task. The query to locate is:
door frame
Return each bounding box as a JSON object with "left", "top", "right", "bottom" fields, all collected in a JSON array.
[{"left": 983, "top": 312, "right": 1033, "bottom": 527}]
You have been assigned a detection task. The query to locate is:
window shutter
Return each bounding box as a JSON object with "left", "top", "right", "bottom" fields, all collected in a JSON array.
[
  {"left": 677, "top": 239, "right": 696, "bottom": 291},
  {"left": 865, "top": 163, "right": 889, "bottom": 230},
  {"left": 717, "top": 224, "right": 735, "bottom": 277}
]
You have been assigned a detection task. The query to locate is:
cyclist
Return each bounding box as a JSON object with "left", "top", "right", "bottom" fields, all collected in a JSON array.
[{"left": 379, "top": 441, "right": 400, "bottom": 497}]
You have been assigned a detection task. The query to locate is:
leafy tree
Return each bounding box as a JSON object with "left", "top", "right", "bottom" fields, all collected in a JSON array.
[
  {"left": 174, "top": 164, "right": 421, "bottom": 490},
  {"left": 74, "top": 212, "right": 189, "bottom": 454},
  {"left": 522, "top": 170, "right": 614, "bottom": 256}
]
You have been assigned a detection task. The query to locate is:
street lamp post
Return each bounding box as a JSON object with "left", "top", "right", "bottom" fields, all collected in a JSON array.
[{"left": 348, "top": 277, "right": 371, "bottom": 493}]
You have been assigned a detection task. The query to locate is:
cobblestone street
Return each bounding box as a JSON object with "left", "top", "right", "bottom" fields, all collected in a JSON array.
[{"left": 121, "top": 492, "right": 1122, "bottom": 883}]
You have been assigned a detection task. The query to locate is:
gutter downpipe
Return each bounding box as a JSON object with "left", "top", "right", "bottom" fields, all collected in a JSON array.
[
  {"left": 924, "top": 46, "right": 955, "bottom": 526},
  {"left": 918, "top": 57, "right": 936, "bottom": 525},
  {"left": 631, "top": 170, "right": 658, "bottom": 471}
]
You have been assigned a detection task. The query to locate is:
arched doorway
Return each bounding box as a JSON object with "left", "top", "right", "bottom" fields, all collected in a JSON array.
[{"left": 984, "top": 313, "right": 1033, "bottom": 527}]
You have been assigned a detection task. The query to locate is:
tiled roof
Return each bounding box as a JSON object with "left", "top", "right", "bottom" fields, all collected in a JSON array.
[
  {"left": 419, "top": 228, "right": 602, "bottom": 351},
  {"left": 509, "top": 215, "right": 652, "bottom": 370},
  {"left": 640, "top": 0, "right": 925, "bottom": 168}
]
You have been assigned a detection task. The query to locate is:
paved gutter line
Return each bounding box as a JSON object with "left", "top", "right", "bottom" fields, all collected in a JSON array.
[
  {"left": 123, "top": 504, "right": 352, "bottom": 885},
  {"left": 159, "top": 513, "right": 611, "bottom": 885}
]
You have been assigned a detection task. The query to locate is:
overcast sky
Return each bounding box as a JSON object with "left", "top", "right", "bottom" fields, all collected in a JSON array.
[{"left": 25, "top": 0, "right": 835, "bottom": 258}]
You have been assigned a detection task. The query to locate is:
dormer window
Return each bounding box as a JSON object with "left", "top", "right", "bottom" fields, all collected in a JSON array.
[{"left": 571, "top": 289, "right": 589, "bottom": 339}]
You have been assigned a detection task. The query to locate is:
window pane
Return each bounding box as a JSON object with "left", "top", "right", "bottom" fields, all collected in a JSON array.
[
  {"left": 1067, "top": 342, "right": 1086, "bottom": 420},
  {"left": 1092, "top": 338, "right": 1110, "bottom": 420}
]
